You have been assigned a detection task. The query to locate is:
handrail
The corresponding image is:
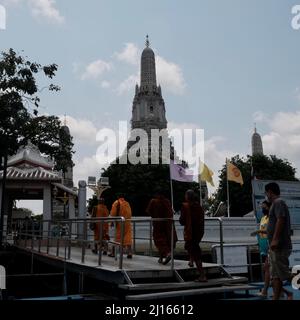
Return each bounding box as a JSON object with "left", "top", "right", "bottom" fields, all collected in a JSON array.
[
  {"left": 9, "top": 216, "right": 225, "bottom": 271},
  {"left": 11, "top": 216, "right": 126, "bottom": 269},
  {"left": 8, "top": 215, "right": 285, "bottom": 283},
  {"left": 130, "top": 216, "right": 224, "bottom": 267}
]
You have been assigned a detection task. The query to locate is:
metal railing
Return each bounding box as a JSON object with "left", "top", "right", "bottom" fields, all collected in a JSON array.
[
  {"left": 8, "top": 216, "right": 298, "bottom": 283},
  {"left": 131, "top": 217, "right": 224, "bottom": 266},
  {"left": 11, "top": 216, "right": 177, "bottom": 270},
  {"left": 10, "top": 217, "right": 126, "bottom": 269},
  {"left": 10, "top": 216, "right": 274, "bottom": 281},
  {"left": 10, "top": 216, "right": 180, "bottom": 271},
  {"left": 130, "top": 217, "right": 176, "bottom": 270},
  {"left": 9, "top": 216, "right": 224, "bottom": 271}
]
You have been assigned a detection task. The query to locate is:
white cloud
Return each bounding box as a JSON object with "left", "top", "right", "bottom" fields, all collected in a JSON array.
[
  {"left": 4, "top": 0, "right": 65, "bottom": 24},
  {"left": 168, "top": 121, "right": 202, "bottom": 132},
  {"left": 114, "top": 43, "right": 139, "bottom": 65},
  {"left": 101, "top": 80, "right": 111, "bottom": 89},
  {"left": 16, "top": 200, "right": 43, "bottom": 215},
  {"left": 73, "top": 155, "right": 110, "bottom": 200},
  {"left": 253, "top": 111, "right": 267, "bottom": 123},
  {"left": 29, "top": 0, "right": 64, "bottom": 24},
  {"left": 263, "top": 132, "right": 300, "bottom": 165},
  {"left": 269, "top": 111, "right": 300, "bottom": 135},
  {"left": 73, "top": 155, "right": 103, "bottom": 184},
  {"left": 81, "top": 59, "right": 112, "bottom": 81},
  {"left": 257, "top": 110, "right": 300, "bottom": 177},
  {"left": 116, "top": 55, "right": 186, "bottom": 95},
  {"left": 156, "top": 56, "right": 186, "bottom": 95},
  {"left": 59, "top": 115, "right": 98, "bottom": 145},
  {"left": 114, "top": 42, "right": 186, "bottom": 96},
  {"left": 117, "top": 74, "right": 139, "bottom": 95},
  {"left": 2, "top": 0, "right": 23, "bottom": 6}
]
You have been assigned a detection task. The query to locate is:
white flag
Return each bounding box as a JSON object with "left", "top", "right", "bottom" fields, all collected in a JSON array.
[{"left": 170, "top": 160, "right": 193, "bottom": 182}]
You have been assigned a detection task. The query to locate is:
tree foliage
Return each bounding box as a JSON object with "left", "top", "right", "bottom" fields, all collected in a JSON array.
[
  {"left": 0, "top": 48, "right": 73, "bottom": 170},
  {"left": 99, "top": 162, "right": 200, "bottom": 216},
  {"left": 212, "top": 154, "right": 298, "bottom": 217}
]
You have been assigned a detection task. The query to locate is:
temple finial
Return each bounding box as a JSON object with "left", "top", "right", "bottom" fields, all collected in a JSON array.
[
  {"left": 145, "top": 34, "right": 150, "bottom": 48},
  {"left": 64, "top": 114, "right": 67, "bottom": 126},
  {"left": 254, "top": 122, "right": 257, "bottom": 133}
]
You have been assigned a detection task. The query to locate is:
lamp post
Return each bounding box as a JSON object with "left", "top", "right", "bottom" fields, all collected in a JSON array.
[{"left": 87, "top": 176, "right": 110, "bottom": 200}]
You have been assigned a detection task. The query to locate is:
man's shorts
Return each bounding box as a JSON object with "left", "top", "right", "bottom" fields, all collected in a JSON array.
[{"left": 269, "top": 249, "right": 292, "bottom": 281}]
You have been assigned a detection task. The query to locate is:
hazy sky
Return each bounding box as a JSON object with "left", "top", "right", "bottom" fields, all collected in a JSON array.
[{"left": 1, "top": 0, "right": 300, "bottom": 213}]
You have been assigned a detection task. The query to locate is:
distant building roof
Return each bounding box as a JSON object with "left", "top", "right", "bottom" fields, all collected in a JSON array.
[
  {"left": 7, "top": 141, "right": 54, "bottom": 170},
  {"left": 0, "top": 166, "right": 60, "bottom": 181}
]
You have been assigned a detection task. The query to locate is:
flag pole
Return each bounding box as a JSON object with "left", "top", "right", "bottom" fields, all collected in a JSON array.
[
  {"left": 169, "top": 162, "right": 174, "bottom": 211},
  {"left": 199, "top": 176, "right": 203, "bottom": 207},
  {"left": 250, "top": 157, "right": 257, "bottom": 222},
  {"left": 199, "top": 158, "right": 203, "bottom": 207},
  {"left": 226, "top": 158, "right": 230, "bottom": 218}
]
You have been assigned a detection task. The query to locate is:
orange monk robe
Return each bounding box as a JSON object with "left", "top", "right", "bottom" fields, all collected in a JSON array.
[
  {"left": 93, "top": 204, "right": 110, "bottom": 241},
  {"left": 179, "top": 202, "right": 204, "bottom": 261},
  {"left": 110, "top": 198, "right": 132, "bottom": 246},
  {"left": 146, "top": 196, "right": 178, "bottom": 257}
]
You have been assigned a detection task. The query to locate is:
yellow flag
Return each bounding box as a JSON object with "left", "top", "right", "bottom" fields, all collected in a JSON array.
[
  {"left": 227, "top": 160, "right": 243, "bottom": 186},
  {"left": 199, "top": 161, "right": 215, "bottom": 187}
]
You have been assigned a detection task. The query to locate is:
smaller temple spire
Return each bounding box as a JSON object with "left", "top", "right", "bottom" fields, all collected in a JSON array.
[
  {"left": 251, "top": 125, "right": 264, "bottom": 156},
  {"left": 140, "top": 35, "right": 157, "bottom": 88},
  {"left": 145, "top": 34, "right": 150, "bottom": 48}
]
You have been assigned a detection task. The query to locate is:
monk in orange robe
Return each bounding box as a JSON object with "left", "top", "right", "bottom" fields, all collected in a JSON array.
[
  {"left": 92, "top": 198, "right": 110, "bottom": 254},
  {"left": 146, "top": 191, "right": 178, "bottom": 265},
  {"left": 179, "top": 189, "right": 206, "bottom": 282},
  {"left": 110, "top": 194, "right": 133, "bottom": 258}
]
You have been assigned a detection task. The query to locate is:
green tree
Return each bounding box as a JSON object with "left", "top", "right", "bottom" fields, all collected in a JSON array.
[
  {"left": 99, "top": 162, "right": 200, "bottom": 216},
  {"left": 0, "top": 48, "right": 73, "bottom": 245},
  {"left": 214, "top": 154, "right": 298, "bottom": 217},
  {"left": 0, "top": 48, "right": 60, "bottom": 157},
  {"left": 0, "top": 48, "right": 74, "bottom": 168},
  {"left": 23, "top": 115, "right": 74, "bottom": 173}
]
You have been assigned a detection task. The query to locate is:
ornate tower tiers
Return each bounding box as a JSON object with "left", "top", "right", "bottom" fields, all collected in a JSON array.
[
  {"left": 131, "top": 36, "right": 167, "bottom": 135},
  {"left": 251, "top": 125, "right": 264, "bottom": 156},
  {"left": 126, "top": 36, "right": 173, "bottom": 163}
]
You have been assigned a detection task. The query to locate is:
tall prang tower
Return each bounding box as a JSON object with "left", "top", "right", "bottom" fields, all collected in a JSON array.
[
  {"left": 131, "top": 36, "right": 167, "bottom": 134},
  {"left": 125, "top": 36, "right": 173, "bottom": 162},
  {"left": 251, "top": 125, "right": 264, "bottom": 156}
]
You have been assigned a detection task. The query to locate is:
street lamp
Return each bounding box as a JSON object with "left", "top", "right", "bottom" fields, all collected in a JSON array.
[{"left": 88, "top": 176, "right": 110, "bottom": 199}]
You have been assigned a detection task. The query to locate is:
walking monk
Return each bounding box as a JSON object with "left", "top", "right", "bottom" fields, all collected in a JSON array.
[
  {"left": 146, "top": 190, "right": 178, "bottom": 265},
  {"left": 110, "top": 194, "right": 133, "bottom": 258},
  {"left": 92, "top": 198, "right": 110, "bottom": 254},
  {"left": 180, "top": 189, "right": 207, "bottom": 282}
]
